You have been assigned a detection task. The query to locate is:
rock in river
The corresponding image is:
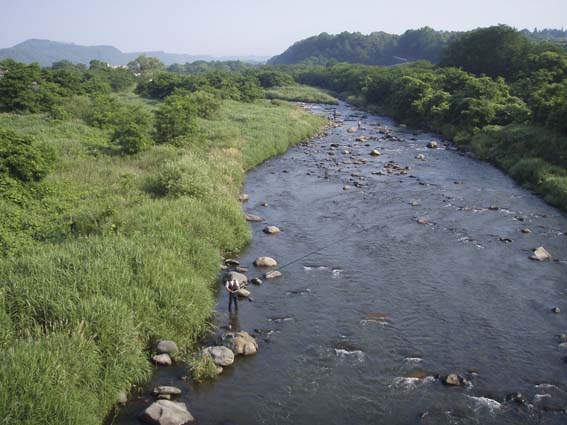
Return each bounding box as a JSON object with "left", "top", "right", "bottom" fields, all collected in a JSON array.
[
  {"left": 140, "top": 399, "right": 194, "bottom": 425},
  {"left": 442, "top": 373, "right": 468, "bottom": 386},
  {"left": 264, "top": 270, "right": 282, "bottom": 279},
  {"left": 370, "top": 149, "right": 381, "bottom": 156},
  {"left": 263, "top": 226, "right": 281, "bottom": 234},
  {"left": 347, "top": 127, "right": 357, "bottom": 133},
  {"left": 203, "top": 346, "right": 235, "bottom": 366},
  {"left": 152, "top": 354, "right": 172, "bottom": 366},
  {"left": 222, "top": 331, "right": 258, "bottom": 356},
  {"left": 156, "top": 340, "right": 178, "bottom": 355},
  {"left": 254, "top": 256, "right": 278, "bottom": 267},
  {"left": 530, "top": 246, "right": 551, "bottom": 261},
  {"left": 238, "top": 194, "right": 249, "bottom": 202},
  {"left": 417, "top": 217, "right": 430, "bottom": 225},
  {"left": 224, "top": 271, "right": 248, "bottom": 286},
  {"left": 416, "top": 154, "right": 426, "bottom": 160},
  {"left": 245, "top": 214, "right": 263, "bottom": 222},
  {"left": 427, "top": 141, "right": 438, "bottom": 149},
  {"left": 152, "top": 386, "right": 182, "bottom": 397},
  {"left": 236, "top": 288, "right": 251, "bottom": 298}
]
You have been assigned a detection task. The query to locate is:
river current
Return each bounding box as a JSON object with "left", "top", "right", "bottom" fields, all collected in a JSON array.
[{"left": 114, "top": 102, "right": 567, "bottom": 425}]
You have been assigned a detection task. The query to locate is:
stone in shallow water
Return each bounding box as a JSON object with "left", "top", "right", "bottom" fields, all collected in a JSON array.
[
  {"left": 140, "top": 399, "right": 194, "bottom": 425},
  {"left": 152, "top": 386, "right": 182, "bottom": 397},
  {"left": 222, "top": 331, "right": 258, "bottom": 356},
  {"left": 264, "top": 270, "right": 282, "bottom": 279},
  {"left": 530, "top": 246, "right": 551, "bottom": 261},
  {"left": 245, "top": 214, "right": 263, "bottom": 222},
  {"left": 203, "top": 346, "right": 235, "bottom": 366},
  {"left": 152, "top": 354, "right": 172, "bottom": 366},
  {"left": 263, "top": 226, "right": 281, "bottom": 234},
  {"left": 254, "top": 256, "right": 277, "bottom": 267}
]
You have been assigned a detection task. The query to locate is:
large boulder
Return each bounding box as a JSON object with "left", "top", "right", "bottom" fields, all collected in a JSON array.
[
  {"left": 254, "top": 256, "right": 278, "bottom": 267},
  {"left": 224, "top": 271, "right": 248, "bottom": 286},
  {"left": 140, "top": 400, "right": 194, "bottom": 425},
  {"left": 530, "top": 246, "right": 551, "bottom": 261},
  {"left": 203, "top": 346, "right": 235, "bottom": 366},
  {"left": 156, "top": 340, "right": 178, "bottom": 355},
  {"left": 222, "top": 331, "right": 258, "bottom": 356}
]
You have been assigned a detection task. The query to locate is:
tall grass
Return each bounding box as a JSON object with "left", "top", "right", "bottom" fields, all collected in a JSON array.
[
  {"left": 0, "top": 98, "right": 325, "bottom": 425},
  {"left": 265, "top": 85, "right": 339, "bottom": 105}
]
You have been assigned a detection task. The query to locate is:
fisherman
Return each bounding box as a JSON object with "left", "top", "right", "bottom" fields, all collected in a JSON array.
[
  {"left": 333, "top": 109, "right": 337, "bottom": 121},
  {"left": 226, "top": 278, "right": 240, "bottom": 312},
  {"left": 357, "top": 119, "right": 362, "bottom": 130}
]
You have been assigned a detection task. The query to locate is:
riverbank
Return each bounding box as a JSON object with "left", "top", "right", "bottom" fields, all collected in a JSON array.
[{"left": 0, "top": 97, "right": 326, "bottom": 425}]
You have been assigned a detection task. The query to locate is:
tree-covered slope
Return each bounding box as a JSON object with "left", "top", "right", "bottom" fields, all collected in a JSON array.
[{"left": 268, "top": 28, "right": 457, "bottom": 65}]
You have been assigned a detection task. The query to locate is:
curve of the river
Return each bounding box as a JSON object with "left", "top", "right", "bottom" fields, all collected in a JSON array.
[{"left": 114, "top": 102, "right": 567, "bottom": 425}]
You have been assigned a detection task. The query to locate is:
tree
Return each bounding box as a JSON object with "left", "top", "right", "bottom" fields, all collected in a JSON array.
[
  {"left": 154, "top": 93, "right": 199, "bottom": 144},
  {"left": 127, "top": 55, "right": 165, "bottom": 78},
  {"left": 0, "top": 128, "right": 54, "bottom": 182}
]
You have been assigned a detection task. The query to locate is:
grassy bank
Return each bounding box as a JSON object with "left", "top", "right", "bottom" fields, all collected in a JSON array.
[
  {"left": 472, "top": 124, "right": 567, "bottom": 211},
  {"left": 0, "top": 98, "right": 325, "bottom": 425},
  {"left": 265, "top": 84, "right": 338, "bottom": 105}
]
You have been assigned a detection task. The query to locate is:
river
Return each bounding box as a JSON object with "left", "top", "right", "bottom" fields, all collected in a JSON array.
[{"left": 113, "top": 102, "right": 567, "bottom": 425}]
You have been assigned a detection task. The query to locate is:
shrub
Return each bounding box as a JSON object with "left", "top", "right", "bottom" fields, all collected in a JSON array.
[
  {"left": 154, "top": 94, "right": 199, "bottom": 144},
  {"left": 0, "top": 128, "right": 54, "bottom": 182},
  {"left": 189, "top": 90, "right": 221, "bottom": 118},
  {"left": 111, "top": 124, "right": 153, "bottom": 154},
  {"left": 152, "top": 154, "right": 214, "bottom": 199},
  {"left": 187, "top": 352, "right": 221, "bottom": 382}
]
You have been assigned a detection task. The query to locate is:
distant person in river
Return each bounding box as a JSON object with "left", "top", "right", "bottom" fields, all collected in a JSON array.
[
  {"left": 226, "top": 278, "right": 240, "bottom": 312},
  {"left": 333, "top": 109, "right": 337, "bottom": 121},
  {"left": 357, "top": 119, "right": 362, "bottom": 129}
]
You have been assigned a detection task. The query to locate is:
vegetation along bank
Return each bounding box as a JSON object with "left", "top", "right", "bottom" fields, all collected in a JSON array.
[{"left": 0, "top": 57, "right": 326, "bottom": 425}]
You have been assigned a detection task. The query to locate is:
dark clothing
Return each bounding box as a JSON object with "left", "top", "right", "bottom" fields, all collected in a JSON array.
[{"left": 229, "top": 292, "right": 238, "bottom": 312}]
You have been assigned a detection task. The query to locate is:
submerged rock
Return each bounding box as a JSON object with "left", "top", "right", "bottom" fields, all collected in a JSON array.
[
  {"left": 203, "top": 346, "right": 235, "bottom": 366},
  {"left": 347, "top": 127, "right": 357, "bottom": 133},
  {"left": 416, "top": 154, "right": 426, "bottom": 160},
  {"left": 264, "top": 270, "right": 282, "bottom": 279},
  {"left": 254, "top": 256, "right": 277, "bottom": 267},
  {"left": 250, "top": 278, "right": 263, "bottom": 285},
  {"left": 442, "top": 373, "right": 467, "bottom": 386},
  {"left": 224, "top": 258, "right": 240, "bottom": 267},
  {"left": 245, "top": 214, "right": 263, "bottom": 222},
  {"left": 370, "top": 149, "right": 381, "bottom": 156},
  {"left": 427, "top": 141, "right": 438, "bottom": 149},
  {"left": 238, "top": 194, "right": 249, "bottom": 202},
  {"left": 222, "top": 331, "right": 258, "bottom": 356},
  {"left": 152, "top": 386, "right": 182, "bottom": 397},
  {"left": 417, "top": 217, "right": 430, "bottom": 225},
  {"left": 530, "top": 246, "right": 551, "bottom": 261},
  {"left": 236, "top": 288, "right": 251, "bottom": 298},
  {"left": 140, "top": 400, "right": 194, "bottom": 425}
]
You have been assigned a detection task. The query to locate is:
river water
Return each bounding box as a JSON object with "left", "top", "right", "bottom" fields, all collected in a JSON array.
[{"left": 114, "top": 102, "right": 567, "bottom": 425}]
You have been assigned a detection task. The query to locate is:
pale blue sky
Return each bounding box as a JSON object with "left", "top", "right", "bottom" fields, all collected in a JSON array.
[{"left": 1, "top": 0, "right": 566, "bottom": 56}]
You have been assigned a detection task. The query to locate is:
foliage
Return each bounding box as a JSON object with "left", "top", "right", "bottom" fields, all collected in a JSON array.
[
  {"left": 187, "top": 352, "right": 221, "bottom": 382},
  {"left": 154, "top": 93, "right": 199, "bottom": 144},
  {"left": 110, "top": 123, "right": 153, "bottom": 154},
  {"left": 268, "top": 28, "right": 457, "bottom": 66},
  {"left": 265, "top": 84, "right": 338, "bottom": 104},
  {"left": 127, "top": 55, "right": 165, "bottom": 78},
  {"left": 168, "top": 60, "right": 256, "bottom": 74},
  {"left": 0, "top": 94, "right": 325, "bottom": 425},
  {"left": 0, "top": 128, "right": 54, "bottom": 182}
]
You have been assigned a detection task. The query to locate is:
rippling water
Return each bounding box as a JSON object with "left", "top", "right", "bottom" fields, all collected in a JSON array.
[{"left": 113, "top": 102, "right": 567, "bottom": 425}]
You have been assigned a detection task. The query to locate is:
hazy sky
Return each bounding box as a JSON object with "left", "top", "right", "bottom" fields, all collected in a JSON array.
[{"left": 1, "top": 0, "right": 566, "bottom": 56}]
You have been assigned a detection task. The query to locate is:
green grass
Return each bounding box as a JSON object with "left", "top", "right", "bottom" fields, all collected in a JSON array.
[
  {"left": 265, "top": 85, "right": 339, "bottom": 105},
  {"left": 472, "top": 124, "right": 567, "bottom": 211},
  {"left": 0, "top": 98, "right": 325, "bottom": 425}
]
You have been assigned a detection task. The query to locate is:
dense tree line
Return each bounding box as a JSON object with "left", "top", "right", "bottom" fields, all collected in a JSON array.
[{"left": 268, "top": 27, "right": 457, "bottom": 66}]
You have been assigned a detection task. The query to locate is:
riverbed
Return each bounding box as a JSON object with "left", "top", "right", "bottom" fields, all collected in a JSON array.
[{"left": 113, "top": 102, "right": 567, "bottom": 425}]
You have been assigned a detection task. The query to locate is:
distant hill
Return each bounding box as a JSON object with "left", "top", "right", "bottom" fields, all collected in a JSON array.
[
  {"left": 268, "top": 28, "right": 458, "bottom": 66},
  {"left": 0, "top": 39, "right": 268, "bottom": 66}
]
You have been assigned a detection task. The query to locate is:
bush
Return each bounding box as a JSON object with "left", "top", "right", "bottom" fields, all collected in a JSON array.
[
  {"left": 189, "top": 90, "right": 221, "bottom": 118},
  {"left": 187, "top": 352, "right": 221, "bottom": 382},
  {"left": 0, "top": 128, "right": 54, "bottom": 182},
  {"left": 152, "top": 154, "right": 214, "bottom": 199},
  {"left": 154, "top": 94, "right": 199, "bottom": 144},
  {"left": 111, "top": 124, "right": 153, "bottom": 154}
]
